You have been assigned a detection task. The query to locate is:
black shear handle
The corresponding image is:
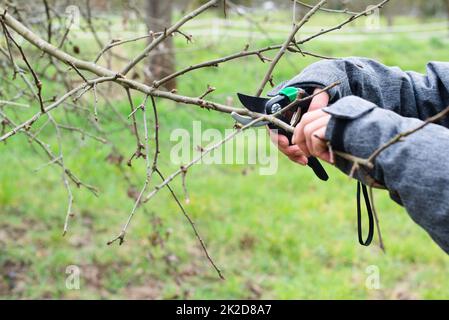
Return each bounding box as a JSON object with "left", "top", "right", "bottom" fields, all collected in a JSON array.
[
  {"left": 285, "top": 131, "right": 329, "bottom": 181},
  {"left": 307, "top": 156, "right": 329, "bottom": 181}
]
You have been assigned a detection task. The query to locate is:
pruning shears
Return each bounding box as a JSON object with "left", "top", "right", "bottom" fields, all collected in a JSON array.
[
  {"left": 232, "top": 87, "right": 329, "bottom": 181},
  {"left": 232, "top": 87, "right": 379, "bottom": 248}
]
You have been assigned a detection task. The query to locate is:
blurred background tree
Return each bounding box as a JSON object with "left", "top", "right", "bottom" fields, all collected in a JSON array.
[{"left": 145, "top": 0, "right": 176, "bottom": 91}]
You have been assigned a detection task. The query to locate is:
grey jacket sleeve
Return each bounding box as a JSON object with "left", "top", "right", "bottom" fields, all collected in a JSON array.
[
  {"left": 277, "top": 58, "right": 449, "bottom": 253},
  {"left": 284, "top": 57, "right": 449, "bottom": 124},
  {"left": 323, "top": 96, "right": 449, "bottom": 255}
]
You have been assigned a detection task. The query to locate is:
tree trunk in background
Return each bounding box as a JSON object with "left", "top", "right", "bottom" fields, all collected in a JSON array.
[
  {"left": 386, "top": 10, "right": 394, "bottom": 28},
  {"left": 145, "top": 0, "right": 176, "bottom": 91},
  {"left": 293, "top": 1, "right": 306, "bottom": 21}
]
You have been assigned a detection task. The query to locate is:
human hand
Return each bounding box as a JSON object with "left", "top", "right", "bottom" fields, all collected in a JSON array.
[
  {"left": 269, "top": 88, "right": 330, "bottom": 165},
  {"left": 292, "top": 108, "right": 332, "bottom": 164}
]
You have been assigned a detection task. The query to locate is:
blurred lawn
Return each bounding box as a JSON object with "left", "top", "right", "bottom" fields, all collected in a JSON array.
[{"left": 1, "top": 13, "right": 449, "bottom": 299}]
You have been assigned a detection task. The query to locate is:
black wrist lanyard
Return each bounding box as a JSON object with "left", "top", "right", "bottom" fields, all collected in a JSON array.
[{"left": 357, "top": 181, "right": 374, "bottom": 246}]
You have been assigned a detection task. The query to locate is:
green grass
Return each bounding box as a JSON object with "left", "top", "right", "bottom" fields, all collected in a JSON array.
[{"left": 1, "top": 16, "right": 449, "bottom": 299}]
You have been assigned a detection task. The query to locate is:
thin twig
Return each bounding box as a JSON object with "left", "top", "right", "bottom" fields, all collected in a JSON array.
[
  {"left": 255, "top": 0, "right": 327, "bottom": 96},
  {"left": 155, "top": 168, "right": 224, "bottom": 280},
  {"left": 369, "top": 186, "right": 385, "bottom": 252}
]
